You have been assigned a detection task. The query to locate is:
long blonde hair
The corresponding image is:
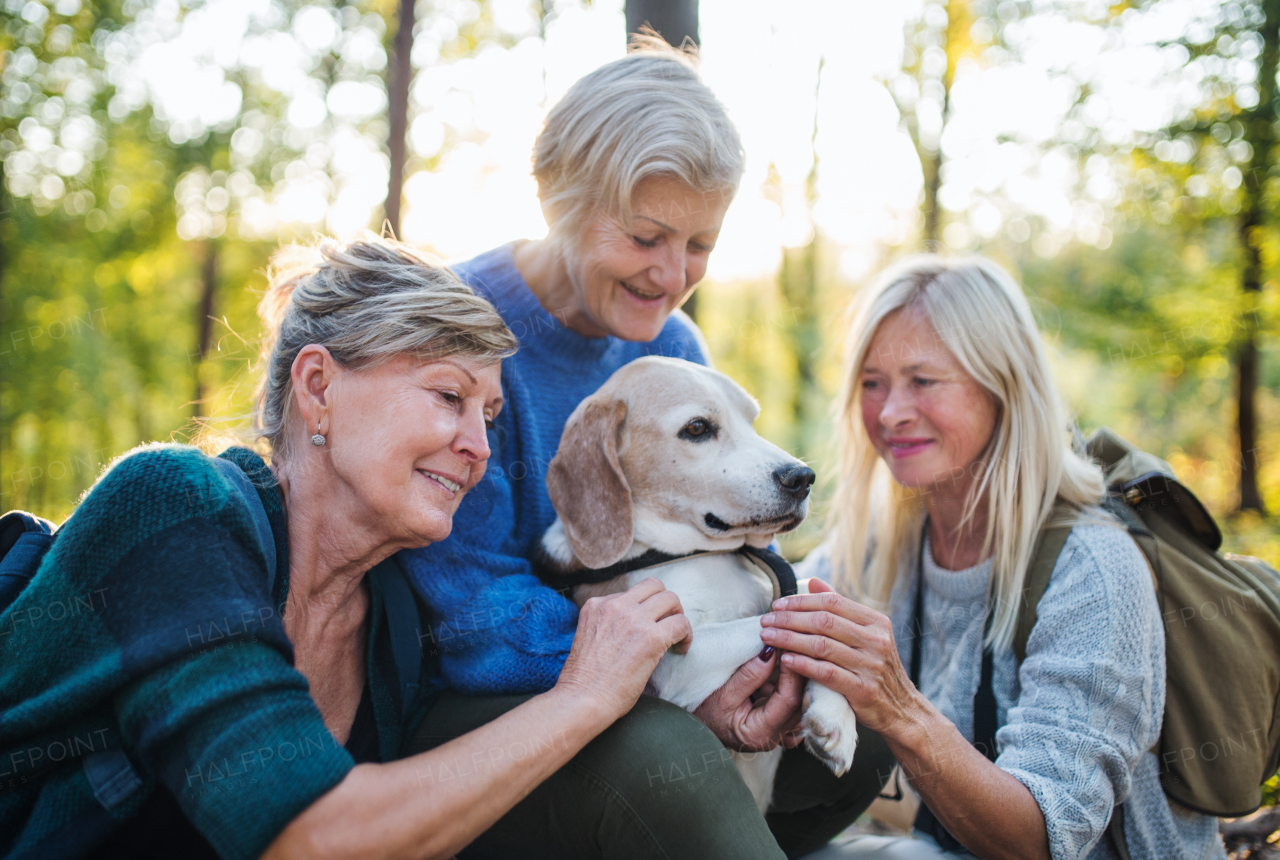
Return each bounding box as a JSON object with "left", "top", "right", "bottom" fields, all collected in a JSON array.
[{"left": 831, "top": 255, "right": 1105, "bottom": 649}]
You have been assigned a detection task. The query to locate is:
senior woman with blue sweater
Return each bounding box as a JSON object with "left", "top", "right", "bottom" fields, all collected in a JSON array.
[
  {"left": 397, "top": 35, "right": 895, "bottom": 859},
  {"left": 767, "top": 257, "right": 1227, "bottom": 859}
]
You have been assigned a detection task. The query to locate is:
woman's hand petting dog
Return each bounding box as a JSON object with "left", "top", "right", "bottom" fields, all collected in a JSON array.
[
  {"left": 556, "top": 578, "right": 694, "bottom": 723},
  {"left": 693, "top": 649, "right": 805, "bottom": 752},
  {"left": 760, "top": 579, "right": 923, "bottom": 737}
]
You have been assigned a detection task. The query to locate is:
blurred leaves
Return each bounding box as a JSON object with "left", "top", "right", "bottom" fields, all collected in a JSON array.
[
  {"left": 0, "top": 0, "right": 524, "bottom": 516},
  {"left": 1, "top": 0, "right": 1277, "bottom": 565}
]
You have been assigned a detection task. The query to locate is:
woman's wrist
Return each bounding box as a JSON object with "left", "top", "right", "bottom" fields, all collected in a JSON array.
[
  {"left": 882, "top": 691, "right": 949, "bottom": 775},
  {"left": 544, "top": 679, "right": 626, "bottom": 731}
]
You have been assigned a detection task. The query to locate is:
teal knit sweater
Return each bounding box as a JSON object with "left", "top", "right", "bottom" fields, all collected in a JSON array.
[{"left": 0, "top": 444, "right": 438, "bottom": 860}]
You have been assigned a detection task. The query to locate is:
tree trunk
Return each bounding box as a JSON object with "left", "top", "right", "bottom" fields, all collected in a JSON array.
[
  {"left": 778, "top": 59, "right": 823, "bottom": 459},
  {"left": 192, "top": 240, "right": 218, "bottom": 417},
  {"left": 625, "top": 0, "right": 699, "bottom": 49},
  {"left": 1234, "top": 0, "right": 1278, "bottom": 513},
  {"left": 625, "top": 0, "right": 700, "bottom": 320},
  {"left": 922, "top": 140, "right": 944, "bottom": 247},
  {"left": 0, "top": 150, "right": 8, "bottom": 333},
  {"left": 384, "top": 0, "right": 415, "bottom": 239},
  {"left": 921, "top": 0, "right": 968, "bottom": 247}
]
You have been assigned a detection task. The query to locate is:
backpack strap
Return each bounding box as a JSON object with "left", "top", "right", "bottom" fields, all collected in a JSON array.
[
  {"left": 1107, "top": 803, "right": 1132, "bottom": 860},
  {"left": 210, "top": 457, "right": 278, "bottom": 595},
  {"left": 376, "top": 561, "right": 424, "bottom": 722},
  {"left": 1011, "top": 506, "right": 1139, "bottom": 859},
  {"left": 1012, "top": 520, "right": 1074, "bottom": 664},
  {"left": 909, "top": 529, "right": 1002, "bottom": 851},
  {"left": 217, "top": 456, "right": 426, "bottom": 724},
  {"left": 0, "top": 511, "right": 56, "bottom": 612},
  {"left": 82, "top": 749, "right": 144, "bottom": 812},
  {"left": 75, "top": 458, "right": 281, "bottom": 816},
  {"left": 1100, "top": 493, "right": 1161, "bottom": 591}
]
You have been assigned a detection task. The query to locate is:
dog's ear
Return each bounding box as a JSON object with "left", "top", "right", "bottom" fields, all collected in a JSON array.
[{"left": 546, "top": 397, "right": 632, "bottom": 569}]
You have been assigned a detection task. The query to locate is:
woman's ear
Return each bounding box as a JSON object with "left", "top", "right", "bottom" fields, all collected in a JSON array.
[
  {"left": 291, "top": 344, "right": 338, "bottom": 438},
  {"left": 546, "top": 397, "right": 633, "bottom": 569}
]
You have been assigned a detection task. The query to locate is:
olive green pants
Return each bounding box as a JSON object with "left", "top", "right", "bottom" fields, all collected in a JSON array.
[{"left": 408, "top": 693, "right": 895, "bottom": 860}]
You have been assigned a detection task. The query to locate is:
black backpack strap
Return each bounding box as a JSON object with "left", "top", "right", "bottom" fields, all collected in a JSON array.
[
  {"left": 909, "top": 535, "right": 925, "bottom": 688},
  {"left": 377, "top": 561, "right": 424, "bottom": 721},
  {"left": 972, "top": 631, "right": 998, "bottom": 763},
  {"left": 910, "top": 526, "right": 1000, "bottom": 852},
  {"left": 1107, "top": 803, "right": 1132, "bottom": 860},
  {"left": 82, "top": 749, "right": 144, "bottom": 812},
  {"left": 74, "top": 457, "right": 282, "bottom": 817},
  {"left": 0, "top": 511, "right": 56, "bottom": 612},
  {"left": 211, "top": 457, "right": 278, "bottom": 595}
]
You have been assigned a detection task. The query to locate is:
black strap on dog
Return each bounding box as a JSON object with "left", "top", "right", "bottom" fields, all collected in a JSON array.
[
  {"left": 543, "top": 544, "right": 799, "bottom": 599},
  {"left": 739, "top": 545, "right": 798, "bottom": 598}
]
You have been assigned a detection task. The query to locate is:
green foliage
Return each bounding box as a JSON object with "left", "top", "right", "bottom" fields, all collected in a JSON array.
[
  {"left": 1262, "top": 771, "right": 1280, "bottom": 807},
  {"left": 1010, "top": 225, "right": 1280, "bottom": 533},
  {"left": 1, "top": 0, "right": 1277, "bottom": 581},
  {"left": 1, "top": 0, "right": 521, "bottom": 520}
]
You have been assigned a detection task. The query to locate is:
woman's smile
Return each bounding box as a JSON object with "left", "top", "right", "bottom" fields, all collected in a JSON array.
[
  {"left": 418, "top": 468, "right": 463, "bottom": 496},
  {"left": 518, "top": 175, "right": 731, "bottom": 342},
  {"left": 860, "top": 307, "right": 998, "bottom": 493},
  {"left": 620, "top": 279, "right": 665, "bottom": 303},
  {"left": 885, "top": 437, "right": 934, "bottom": 459}
]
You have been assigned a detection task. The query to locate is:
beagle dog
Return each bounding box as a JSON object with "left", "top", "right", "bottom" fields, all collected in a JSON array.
[{"left": 540, "top": 356, "right": 859, "bottom": 813}]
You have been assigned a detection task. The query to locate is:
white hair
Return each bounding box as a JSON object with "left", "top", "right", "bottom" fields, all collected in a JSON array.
[
  {"left": 532, "top": 33, "right": 744, "bottom": 245},
  {"left": 254, "top": 233, "right": 516, "bottom": 462},
  {"left": 830, "top": 255, "right": 1106, "bottom": 649}
]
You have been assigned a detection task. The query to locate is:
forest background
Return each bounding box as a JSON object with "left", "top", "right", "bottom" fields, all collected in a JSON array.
[{"left": 2, "top": 0, "right": 1278, "bottom": 571}]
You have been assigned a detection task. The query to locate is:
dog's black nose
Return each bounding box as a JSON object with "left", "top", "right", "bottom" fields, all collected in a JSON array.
[{"left": 774, "top": 465, "right": 816, "bottom": 501}]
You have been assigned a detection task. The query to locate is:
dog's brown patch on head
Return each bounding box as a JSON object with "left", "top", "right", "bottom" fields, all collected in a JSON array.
[
  {"left": 546, "top": 397, "right": 633, "bottom": 569},
  {"left": 616, "top": 366, "right": 739, "bottom": 514}
]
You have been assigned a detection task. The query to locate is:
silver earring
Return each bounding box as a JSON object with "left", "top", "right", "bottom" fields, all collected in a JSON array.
[{"left": 311, "top": 434, "right": 326, "bottom": 447}]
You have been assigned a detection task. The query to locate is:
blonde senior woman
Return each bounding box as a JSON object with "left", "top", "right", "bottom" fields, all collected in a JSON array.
[
  {"left": 0, "top": 236, "right": 708, "bottom": 860},
  {"left": 397, "top": 34, "right": 894, "bottom": 860},
  {"left": 767, "top": 257, "right": 1227, "bottom": 859}
]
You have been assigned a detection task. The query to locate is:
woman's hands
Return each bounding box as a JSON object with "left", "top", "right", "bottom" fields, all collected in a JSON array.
[
  {"left": 759, "top": 579, "right": 922, "bottom": 737},
  {"left": 693, "top": 650, "right": 805, "bottom": 751},
  {"left": 763, "top": 579, "right": 1051, "bottom": 860},
  {"left": 556, "top": 578, "right": 693, "bottom": 722}
]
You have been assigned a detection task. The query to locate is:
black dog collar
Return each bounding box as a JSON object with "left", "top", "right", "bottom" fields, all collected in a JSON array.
[{"left": 540, "top": 544, "right": 799, "bottom": 600}]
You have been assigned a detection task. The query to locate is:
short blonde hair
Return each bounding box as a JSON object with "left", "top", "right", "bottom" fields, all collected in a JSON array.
[
  {"left": 532, "top": 33, "right": 744, "bottom": 244},
  {"left": 831, "top": 255, "right": 1105, "bottom": 649},
  {"left": 255, "top": 233, "right": 516, "bottom": 461}
]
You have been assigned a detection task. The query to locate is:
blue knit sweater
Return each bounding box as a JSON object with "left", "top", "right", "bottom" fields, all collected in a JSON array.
[{"left": 398, "top": 244, "right": 710, "bottom": 694}]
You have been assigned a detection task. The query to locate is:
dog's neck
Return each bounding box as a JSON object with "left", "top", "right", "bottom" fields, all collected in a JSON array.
[{"left": 540, "top": 517, "right": 777, "bottom": 573}]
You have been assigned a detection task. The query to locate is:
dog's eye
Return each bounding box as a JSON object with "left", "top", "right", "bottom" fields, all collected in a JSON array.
[{"left": 679, "top": 418, "right": 716, "bottom": 442}]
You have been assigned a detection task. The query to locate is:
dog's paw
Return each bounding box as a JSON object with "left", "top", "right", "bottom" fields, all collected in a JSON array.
[{"left": 800, "top": 682, "right": 858, "bottom": 777}]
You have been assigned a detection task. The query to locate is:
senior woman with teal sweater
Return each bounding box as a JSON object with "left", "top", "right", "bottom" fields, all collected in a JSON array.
[{"left": 0, "top": 236, "right": 780, "bottom": 860}]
